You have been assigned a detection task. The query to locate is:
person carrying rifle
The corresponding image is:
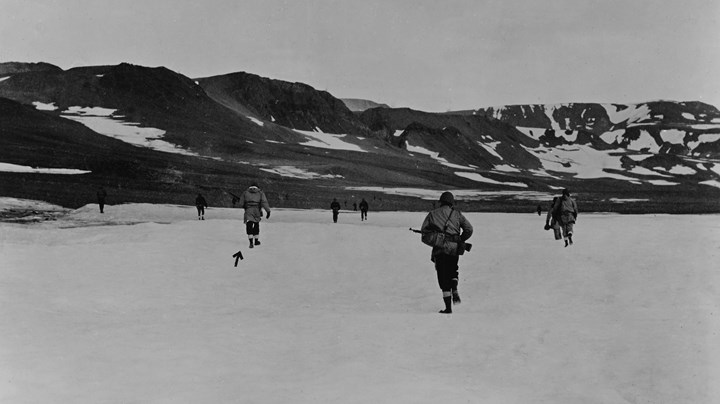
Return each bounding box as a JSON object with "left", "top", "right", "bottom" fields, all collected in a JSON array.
[{"left": 419, "top": 191, "right": 473, "bottom": 314}]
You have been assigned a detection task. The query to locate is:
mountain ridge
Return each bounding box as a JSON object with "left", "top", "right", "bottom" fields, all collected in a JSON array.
[{"left": 1, "top": 61, "right": 719, "bottom": 213}]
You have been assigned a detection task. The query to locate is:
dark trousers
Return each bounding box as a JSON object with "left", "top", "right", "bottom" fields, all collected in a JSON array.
[
  {"left": 98, "top": 199, "right": 105, "bottom": 213},
  {"left": 332, "top": 210, "right": 339, "bottom": 223},
  {"left": 361, "top": 209, "right": 367, "bottom": 220},
  {"left": 434, "top": 254, "right": 459, "bottom": 292},
  {"left": 246, "top": 221, "right": 260, "bottom": 236},
  {"left": 196, "top": 206, "right": 205, "bottom": 216}
]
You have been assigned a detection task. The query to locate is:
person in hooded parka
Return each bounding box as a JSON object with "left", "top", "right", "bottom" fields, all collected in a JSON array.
[{"left": 237, "top": 183, "right": 271, "bottom": 248}]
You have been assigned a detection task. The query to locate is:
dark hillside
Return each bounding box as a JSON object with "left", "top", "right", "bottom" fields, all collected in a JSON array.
[
  {"left": 0, "top": 62, "right": 62, "bottom": 76},
  {"left": 0, "top": 96, "right": 265, "bottom": 208},
  {"left": 197, "top": 72, "right": 375, "bottom": 137},
  {"left": 0, "top": 64, "right": 308, "bottom": 158}
]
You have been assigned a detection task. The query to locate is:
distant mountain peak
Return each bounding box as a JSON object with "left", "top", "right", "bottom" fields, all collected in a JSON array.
[{"left": 341, "top": 98, "right": 390, "bottom": 112}]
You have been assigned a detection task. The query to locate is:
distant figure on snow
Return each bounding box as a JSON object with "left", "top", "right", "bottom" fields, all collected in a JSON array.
[
  {"left": 536, "top": 204, "right": 542, "bottom": 216},
  {"left": 420, "top": 191, "right": 473, "bottom": 314},
  {"left": 238, "top": 183, "right": 271, "bottom": 248},
  {"left": 330, "top": 198, "right": 341, "bottom": 223},
  {"left": 546, "top": 189, "right": 578, "bottom": 247},
  {"left": 359, "top": 198, "right": 369, "bottom": 221},
  {"left": 96, "top": 186, "right": 107, "bottom": 213},
  {"left": 195, "top": 193, "right": 208, "bottom": 220}
]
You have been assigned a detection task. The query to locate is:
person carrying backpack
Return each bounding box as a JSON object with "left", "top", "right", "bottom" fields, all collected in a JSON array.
[
  {"left": 544, "top": 196, "right": 562, "bottom": 241},
  {"left": 546, "top": 189, "right": 578, "bottom": 247},
  {"left": 237, "top": 183, "right": 271, "bottom": 248},
  {"left": 420, "top": 191, "right": 473, "bottom": 314}
]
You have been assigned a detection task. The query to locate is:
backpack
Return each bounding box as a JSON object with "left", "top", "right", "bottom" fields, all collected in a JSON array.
[{"left": 421, "top": 208, "right": 457, "bottom": 249}]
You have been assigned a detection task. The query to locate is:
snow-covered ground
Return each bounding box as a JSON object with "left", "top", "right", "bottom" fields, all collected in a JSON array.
[{"left": 1, "top": 200, "right": 718, "bottom": 403}]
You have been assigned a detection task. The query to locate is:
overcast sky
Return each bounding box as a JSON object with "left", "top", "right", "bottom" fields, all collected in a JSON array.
[{"left": 1, "top": 0, "right": 718, "bottom": 112}]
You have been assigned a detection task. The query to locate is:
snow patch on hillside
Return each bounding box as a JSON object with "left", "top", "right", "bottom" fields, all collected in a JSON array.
[
  {"left": 0, "top": 75, "right": 10, "bottom": 82},
  {"left": 688, "top": 134, "right": 720, "bottom": 150},
  {"left": 629, "top": 166, "right": 672, "bottom": 177},
  {"left": 294, "top": 129, "right": 366, "bottom": 153},
  {"left": 602, "top": 104, "right": 652, "bottom": 125},
  {"left": 0, "top": 162, "right": 90, "bottom": 175},
  {"left": 493, "top": 164, "right": 521, "bottom": 173},
  {"left": 454, "top": 172, "right": 528, "bottom": 188},
  {"left": 660, "top": 129, "right": 686, "bottom": 144},
  {"left": 543, "top": 105, "right": 563, "bottom": 131},
  {"left": 627, "top": 130, "right": 660, "bottom": 153},
  {"left": 478, "top": 141, "right": 503, "bottom": 159},
  {"left": 32, "top": 101, "right": 58, "bottom": 111},
  {"left": 66, "top": 106, "right": 116, "bottom": 116},
  {"left": 260, "top": 166, "right": 343, "bottom": 179},
  {"left": 647, "top": 179, "right": 679, "bottom": 186},
  {"left": 247, "top": 116, "right": 264, "bottom": 127},
  {"left": 609, "top": 198, "right": 650, "bottom": 202},
  {"left": 627, "top": 154, "right": 654, "bottom": 162},
  {"left": 345, "top": 187, "right": 551, "bottom": 200},
  {"left": 599, "top": 129, "right": 626, "bottom": 144},
  {"left": 515, "top": 126, "right": 543, "bottom": 140},
  {"left": 669, "top": 165, "right": 696, "bottom": 175},
  {"left": 56, "top": 105, "right": 203, "bottom": 157},
  {"left": 405, "top": 141, "right": 474, "bottom": 170},
  {"left": 700, "top": 179, "right": 720, "bottom": 189},
  {"left": 524, "top": 145, "right": 641, "bottom": 183}
]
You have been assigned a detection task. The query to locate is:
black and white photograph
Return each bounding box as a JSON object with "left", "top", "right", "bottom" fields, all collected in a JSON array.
[{"left": 1, "top": 0, "right": 719, "bottom": 402}]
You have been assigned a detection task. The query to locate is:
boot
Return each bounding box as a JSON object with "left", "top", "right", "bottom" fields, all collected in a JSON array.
[
  {"left": 568, "top": 234, "right": 573, "bottom": 245},
  {"left": 249, "top": 240, "right": 254, "bottom": 248},
  {"left": 254, "top": 239, "right": 261, "bottom": 246},
  {"left": 439, "top": 296, "right": 452, "bottom": 314},
  {"left": 452, "top": 290, "right": 461, "bottom": 305}
]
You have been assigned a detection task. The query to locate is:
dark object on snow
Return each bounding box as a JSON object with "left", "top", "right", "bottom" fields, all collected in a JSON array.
[
  {"left": 331, "top": 198, "right": 341, "bottom": 223},
  {"left": 233, "top": 250, "right": 244, "bottom": 267},
  {"left": 196, "top": 193, "right": 208, "bottom": 219},
  {"left": 96, "top": 186, "right": 107, "bottom": 213},
  {"left": 359, "top": 198, "right": 369, "bottom": 221}
]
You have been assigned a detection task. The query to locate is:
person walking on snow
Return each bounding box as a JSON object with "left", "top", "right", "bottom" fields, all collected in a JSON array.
[
  {"left": 330, "top": 198, "right": 341, "bottom": 223},
  {"left": 238, "top": 183, "right": 271, "bottom": 248},
  {"left": 96, "top": 186, "right": 107, "bottom": 213},
  {"left": 420, "top": 191, "right": 473, "bottom": 314},
  {"left": 195, "top": 193, "right": 208, "bottom": 220},
  {"left": 546, "top": 189, "right": 578, "bottom": 247},
  {"left": 544, "top": 196, "right": 562, "bottom": 241},
  {"left": 359, "top": 198, "right": 369, "bottom": 221}
]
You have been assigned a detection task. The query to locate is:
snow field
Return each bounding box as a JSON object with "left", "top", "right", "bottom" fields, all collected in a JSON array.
[{"left": 1, "top": 204, "right": 719, "bottom": 403}]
